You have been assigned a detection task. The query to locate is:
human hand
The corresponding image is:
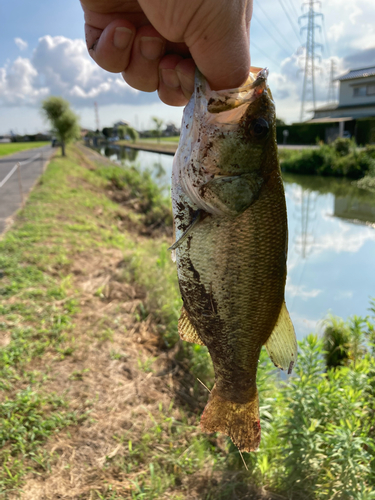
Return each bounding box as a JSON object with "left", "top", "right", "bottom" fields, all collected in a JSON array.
[{"left": 81, "top": 0, "right": 253, "bottom": 106}]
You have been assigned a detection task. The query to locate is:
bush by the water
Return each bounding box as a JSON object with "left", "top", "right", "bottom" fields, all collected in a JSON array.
[{"left": 281, "top": 138, "right": 375, "bottom": 179}]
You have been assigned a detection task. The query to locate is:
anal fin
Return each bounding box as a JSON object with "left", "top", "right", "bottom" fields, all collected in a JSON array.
[
  {"left": 264, "top": 302, "right": 298, "bottom": 374},
  {"left": 178, "top": 307, "right": 205, "bottom": 345}
]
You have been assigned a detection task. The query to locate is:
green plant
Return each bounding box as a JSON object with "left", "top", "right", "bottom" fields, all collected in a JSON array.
[{"left": 322, "top": 315, "right": 350, "bottom": 369}]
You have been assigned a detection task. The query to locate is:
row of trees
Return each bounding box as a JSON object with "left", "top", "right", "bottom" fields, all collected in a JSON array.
[{"left": 41, "top": 96, "right": 170, "bottom": 156}]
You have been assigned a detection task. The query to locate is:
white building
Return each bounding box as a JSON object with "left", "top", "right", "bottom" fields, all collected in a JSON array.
[{"left": 310, "top": 66, "right": 375, "bottom": 142}]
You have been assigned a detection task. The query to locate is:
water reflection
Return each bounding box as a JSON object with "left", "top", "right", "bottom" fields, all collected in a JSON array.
[
  {"left": 284, "top": 174, "right": 375, "bottom": 339},
  {"left": 93, "top": 146, "right": 375, "bottom": 339},
  {"left": 291, "top": 187, "right": 317, "bottom": 259},
  {"left": 94, "top": 145, "right": 173, "bottom": 191}
]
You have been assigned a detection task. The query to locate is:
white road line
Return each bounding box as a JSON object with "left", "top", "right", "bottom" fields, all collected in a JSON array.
[
  {"left": 0, "top": 164, "right": 19, "bottom": 188},
  {"left": 0, "top": 152, "right": 42, "bottom": 189}
]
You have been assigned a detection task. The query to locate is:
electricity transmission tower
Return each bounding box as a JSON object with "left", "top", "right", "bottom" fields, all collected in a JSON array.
[
  {"left": 327, "top": 58, "right": 337, "bottom": 104},
  {"left": 299, "top": 0, "right": 323, "bottom": 122}
]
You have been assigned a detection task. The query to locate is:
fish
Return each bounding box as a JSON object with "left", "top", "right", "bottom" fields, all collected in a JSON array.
[{"left": 170, "top": 67, "right": 297, "bottom": 452}]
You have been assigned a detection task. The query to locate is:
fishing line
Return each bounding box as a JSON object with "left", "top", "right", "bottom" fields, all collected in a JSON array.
[
  {"left": 196, "top": 378, "right": 211, "bottom": 393},
  {"left": 238, "top": 449, "right": 249, "bottom": 471}
]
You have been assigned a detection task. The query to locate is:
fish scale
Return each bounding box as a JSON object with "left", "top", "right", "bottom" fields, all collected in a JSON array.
[{"left": 171, "top": 68, "right": 298, "bottom": 452}]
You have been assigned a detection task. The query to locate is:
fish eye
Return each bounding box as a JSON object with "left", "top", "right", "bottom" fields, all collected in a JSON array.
[{"left": 250, "top": 118, "right": 269, "bottom": 139}]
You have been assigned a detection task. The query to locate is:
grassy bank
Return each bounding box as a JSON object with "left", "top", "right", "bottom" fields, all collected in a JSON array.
[
  {"left": 280, "top": 138, "right": 375, "bottom": 181},
  {"left": 0, "top": 142, "right": 49, "bottom": 158},
  {"left": 1, "top": 145, "right": 375, "bottom": 499},
  {"left": 116, "top": 139, "right": 178, "bottom": 154}
]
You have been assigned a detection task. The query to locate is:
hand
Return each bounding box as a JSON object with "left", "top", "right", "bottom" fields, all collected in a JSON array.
[{"left": 81, "top": 0, "right": 253, "bottom": 106}]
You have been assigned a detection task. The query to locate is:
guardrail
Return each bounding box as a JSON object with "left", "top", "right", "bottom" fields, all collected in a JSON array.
[{"left": 0, "top": 152, "right": 43, "bottom": 207}]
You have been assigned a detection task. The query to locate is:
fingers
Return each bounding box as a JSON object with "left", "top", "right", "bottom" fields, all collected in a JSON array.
[
  {"left": 122, "top": 25, "right": 166, "bottom": 92},
  {"left": 158, "top": 55, "right": 195, "bottom": 106},
  {"left": 85, "top": 18, "right": 195, "bottom": 105},
  {"left": 86, "top": 19, "right": 136, "bottom": 73}
]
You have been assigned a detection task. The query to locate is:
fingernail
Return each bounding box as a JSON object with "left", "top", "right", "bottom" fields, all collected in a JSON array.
[
  {"left": 140, "top": 37, "right": 164, "bottom": 61},
  {"left": 89, "top": 39, "right": 99, "bottom": 52},
  {"left": 113, "top": 27, "right": 133, "bottom": 50},
  {"left": 160, "top": 68, "right": 180, "bottom": 89},
  {"left": 176, "top": 70, "right": 194, "bottom": 97}
]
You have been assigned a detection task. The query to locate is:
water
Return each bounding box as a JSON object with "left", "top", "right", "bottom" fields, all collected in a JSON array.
[{"left": 96, "top": 145, "right": 375, "bottom": 339}]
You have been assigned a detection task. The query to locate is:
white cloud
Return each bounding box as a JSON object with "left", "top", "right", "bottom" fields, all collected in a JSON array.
[
  {"left": 328, "top": 22, "right": 345, "bottom": 42},
  {"left": 314, "top": 222, "right": 375, "bottom": 255},
  {"left": 14, "top": 38, "right": 28, "bottom": 51},
  {"left": 0, "top": 35, "right": 158, "bottom": 109},
  {"left": 286, "top": 281, "right": 322, "bottom": 300},
  {"left": 268, "top": 50, "right": 347, "bottom": 122},
  {"left": 349, "top": 4, "right": 363, "bottom": 24},
  {"left": 0, "top": 57, "right": 49, "bottom": 106},
  {"left": 289, "top": 311, "right": 320, "bottom": 339}
]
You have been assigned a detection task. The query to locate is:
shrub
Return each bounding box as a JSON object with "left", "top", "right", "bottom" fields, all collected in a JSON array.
[
  {"left": 333, "top": 137, "right": 352, "bottom": 156},
  {"left": 281, "top": 139, "right": 374, "bottom": 179}
]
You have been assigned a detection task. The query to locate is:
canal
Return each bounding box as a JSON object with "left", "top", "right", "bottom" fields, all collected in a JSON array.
[{"left": 94, "top": 144, "right": 375, "bottom": 340}]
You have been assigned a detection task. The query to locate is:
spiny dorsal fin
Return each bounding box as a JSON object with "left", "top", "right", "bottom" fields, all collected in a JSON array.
[
  {"left": 178, "top": 307, "right": 205, "bottom": 345},
  {"left": 264, "top": 302, "right": 297, "bottom": 374}
]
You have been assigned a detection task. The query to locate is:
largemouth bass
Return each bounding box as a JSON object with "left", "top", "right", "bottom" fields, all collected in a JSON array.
[{"left": 171, "top": 67, "right": 297, "bottom": 452}]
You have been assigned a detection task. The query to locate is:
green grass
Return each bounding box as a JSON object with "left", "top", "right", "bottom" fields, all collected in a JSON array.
[
  {"left": 138, "top": 136, "right": 180, "bottom": 143},
  {"left": 0, "top": 141, "right": 49, "bottom": 157}
]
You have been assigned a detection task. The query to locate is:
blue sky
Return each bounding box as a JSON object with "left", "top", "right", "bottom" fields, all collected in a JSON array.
[{"left": 1, "top": 0, "right": 374, "bottom": 134}]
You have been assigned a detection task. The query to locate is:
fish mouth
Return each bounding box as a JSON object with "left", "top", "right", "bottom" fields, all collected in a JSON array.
[{"left": 198, "top": 67, "right": 269, "bottom": 115}]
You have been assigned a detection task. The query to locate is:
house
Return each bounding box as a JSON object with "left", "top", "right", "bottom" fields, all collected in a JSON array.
[{"left": 309, "top": 66, "right": 375, "bottom": 143}]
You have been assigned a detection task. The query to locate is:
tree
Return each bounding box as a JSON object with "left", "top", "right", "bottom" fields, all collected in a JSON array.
[
  {"left": 126, "top": 126, "right": 139, "bottom": 143},
  {"left": 151, "top": 117, "right": 164, "bottom": 143},
  {"left": 102, "top": 127, "right": 114, "bottom": 139},
  {"left": 117, "top": 125, "right": 127, "bottom": 140},
  {"left": 41, "top": 97, "right": 80, "bottom": 156}
]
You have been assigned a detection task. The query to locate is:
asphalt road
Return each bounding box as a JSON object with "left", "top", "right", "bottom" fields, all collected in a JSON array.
[{"left": 0, "top": 145, "right": 55, "bottom": 234}]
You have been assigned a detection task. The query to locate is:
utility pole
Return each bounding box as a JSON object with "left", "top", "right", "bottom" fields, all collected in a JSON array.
[
  {"left": 299, "top": 0, "right": 323, "bottom": 122},
  {"left": 327, "top": 58, "right": 337, "bottom": 104},
  {"left": 94, "top": 101, "right": 100, "bottom": 132}
]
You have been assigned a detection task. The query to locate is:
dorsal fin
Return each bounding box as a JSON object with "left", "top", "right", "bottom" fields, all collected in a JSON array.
[
  {"left": 178, "top": 307, "right": 205, "bottom": 346},
  {"left": 264, "top": 302, "right": 297, "bottom": 374}
]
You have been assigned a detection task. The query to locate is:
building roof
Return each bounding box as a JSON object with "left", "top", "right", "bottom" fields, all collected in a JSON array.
[
  {"left": 306, "top": 117, "right": 353, "bottom": 124},
  {"left": 311, "top": 103, "right": 339, "bottom": 112},
  {"left": 313, "top": 101, "right": 375, "bottom": 113},
  {"left": 336, "top": 66, "right": 375, "bottom": 81}
]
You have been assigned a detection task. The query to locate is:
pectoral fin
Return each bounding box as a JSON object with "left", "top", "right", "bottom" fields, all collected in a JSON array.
[
  {"left": 168, "top": 210, "right": 203, "bottom": 251},
  {"left": 199, "top": 173, "right": 263, "bottom": 217},
  {"left": 264, "top": 302, "right": 297, "bottom": 374},
  {"left": 178, "top": 307, "right": 205, "bottom": 346}
]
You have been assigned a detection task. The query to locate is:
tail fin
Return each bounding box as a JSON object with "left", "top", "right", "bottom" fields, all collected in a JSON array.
[{"left": 200, "top": 385, "right": 261, "bottom": 452}]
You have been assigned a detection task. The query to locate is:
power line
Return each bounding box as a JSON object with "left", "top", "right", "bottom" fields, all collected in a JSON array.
[
  {"left": 255, "top": 3, "right": 297, "bottom": 53},
  {"left": 285, "top": 0, "right": 300, "bottom": 20},
  {"left": 253, "top": 14, "right": 292, "bottom": 56},
  {"left": 322, "top": 17, "right": 331, "bottom": 58},
  {"left": 251, "top": 40, "right": 281, "bottom": 67},
  {"left": 278, "top": 0, "right": 303, "bottom": 44}
]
